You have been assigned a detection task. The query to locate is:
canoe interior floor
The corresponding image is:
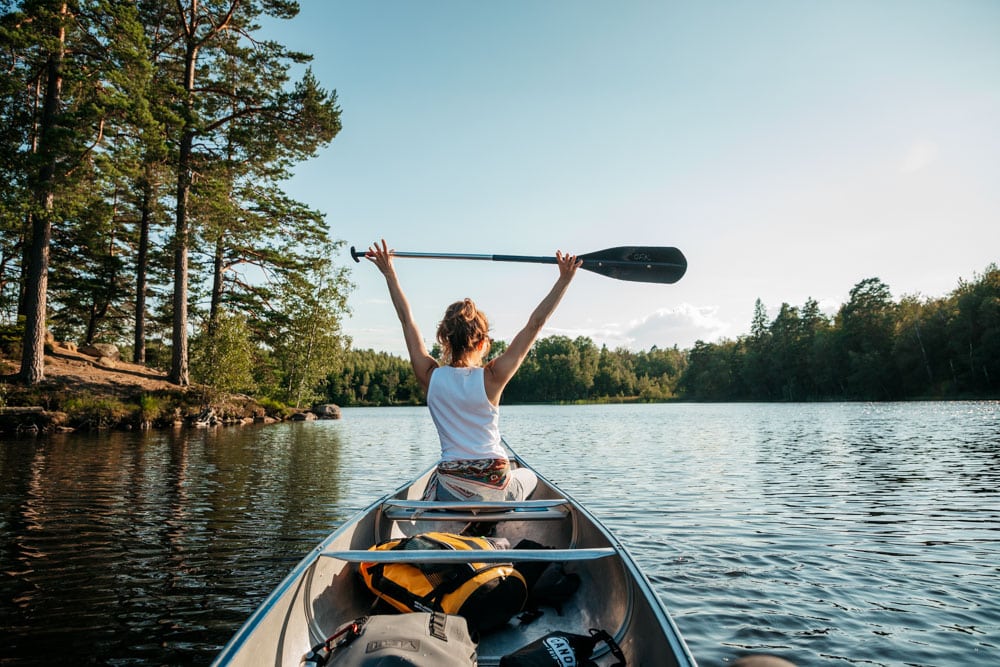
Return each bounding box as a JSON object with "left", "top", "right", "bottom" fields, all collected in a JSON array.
[{"left": 319, "top": 494, "right": 630, "bottom": 665}]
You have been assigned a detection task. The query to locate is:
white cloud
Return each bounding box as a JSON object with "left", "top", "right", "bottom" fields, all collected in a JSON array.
[
  {"left": 900, "top": 140, "right": 938, "bottom": 173},
  {"left": 625, "top": 304, "right": 732, "bottom": 349},
  {"left": 551, "top": 304, "right": 733, "bottom": 351}
]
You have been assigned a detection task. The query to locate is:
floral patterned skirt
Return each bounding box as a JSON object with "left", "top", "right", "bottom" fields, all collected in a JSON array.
[{"left": 422, "top": 458, "right": 536, "bottom": 501}]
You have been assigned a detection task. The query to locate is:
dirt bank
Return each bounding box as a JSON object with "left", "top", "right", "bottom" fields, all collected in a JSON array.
[{"left": 0, "top": 344, "right": 277, "bottom": 434}]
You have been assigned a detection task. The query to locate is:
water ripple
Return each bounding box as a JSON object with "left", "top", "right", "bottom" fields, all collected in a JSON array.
[{"left": 2, "top": 402, "right": 998, "bottom": 666}]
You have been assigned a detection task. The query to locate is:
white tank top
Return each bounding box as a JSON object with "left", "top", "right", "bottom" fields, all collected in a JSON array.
[{"left": 427, "top": 366, "right": 505, "bottom": 461}]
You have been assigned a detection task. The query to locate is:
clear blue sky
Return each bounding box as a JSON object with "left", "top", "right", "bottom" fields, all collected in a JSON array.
[{"left": 263, "top": 1, "right": 1000, "bottom": 356}]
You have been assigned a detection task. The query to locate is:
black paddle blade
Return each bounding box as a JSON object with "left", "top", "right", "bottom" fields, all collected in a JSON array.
[{"left": 579, "top": 246, "right": 687, "bottom": 284}]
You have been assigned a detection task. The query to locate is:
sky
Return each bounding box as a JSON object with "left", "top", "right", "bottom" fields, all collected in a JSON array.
[{"left": 262, "top": 1, "right": 1000, "bottom": 357}]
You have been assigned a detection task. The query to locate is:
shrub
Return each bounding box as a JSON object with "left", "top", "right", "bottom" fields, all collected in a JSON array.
[
  {"left": 257, "top": 396, "right": 293, "bottom": 419},
  {"left": 136, "top": 393, "right": 167, "bottom": 426},
  {"left": 190, "top": 313, "right": 258, "bottom": 394},
  {"left": 63, "top": 394, "right": 130, "bottom": 430}
]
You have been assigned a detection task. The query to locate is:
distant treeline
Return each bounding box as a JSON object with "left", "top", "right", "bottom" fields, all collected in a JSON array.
[
  {"left": 324, "top": 266, "right": 1000, "bottom": 405},
  {"left": 684, "top": 268, "right": 1000, "bottom": 401},
  {"left": 324, "top": 341, "right": 685, "bottom": 407}
]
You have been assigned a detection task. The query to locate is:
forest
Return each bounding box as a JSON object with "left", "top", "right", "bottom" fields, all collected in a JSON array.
[
  {"left": 1, "top": 1, "right": 350, "bottom": 406},
  {"left": 326, "top": 267, "right": 999, "bottom": 406}
]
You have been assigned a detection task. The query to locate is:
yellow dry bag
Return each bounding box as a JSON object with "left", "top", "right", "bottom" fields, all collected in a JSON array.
[{"left": 359, "top": 532, "right": 527, "bottom": 632}]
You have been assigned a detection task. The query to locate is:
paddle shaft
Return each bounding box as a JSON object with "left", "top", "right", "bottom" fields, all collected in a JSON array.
[
  {"left": 365, "top": 250, "right": 559, "bottom": 263},
  {"left": 350, "top": 245, "right": 687, "bottom": 284}
]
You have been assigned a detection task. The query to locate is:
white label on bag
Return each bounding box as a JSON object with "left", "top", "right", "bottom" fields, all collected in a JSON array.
[{"left": 542, "top": 636, "right": 577, "bottom": 666}]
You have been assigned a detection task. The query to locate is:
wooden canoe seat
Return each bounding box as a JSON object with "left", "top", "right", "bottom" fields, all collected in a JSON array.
[
  {"left": 380, "top": 499, "right": 570, "bottom": 522},
  {"left": 319, "top": 547, "right": 615, "bottom": 564}
]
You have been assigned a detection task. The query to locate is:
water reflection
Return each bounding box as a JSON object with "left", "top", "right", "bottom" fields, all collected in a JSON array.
[
  {"left": 2, "top": 403, "right": 999, "bottom": 666},
  {"left": 0, "top": 424, "right": 349, "bottom": 665}
]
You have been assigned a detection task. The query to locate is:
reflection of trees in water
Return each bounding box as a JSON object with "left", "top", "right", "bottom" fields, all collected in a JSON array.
[
  {"left": 0, "top": 424, "right": 349, "bottom": 664},
  {"left": 179, "top": 423, "right": 347, "bottom": 554}
]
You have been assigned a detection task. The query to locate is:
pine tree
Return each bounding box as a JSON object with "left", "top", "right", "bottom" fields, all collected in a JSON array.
[{"left": 161, "top": 0, "right": 340, "bottom": 386}]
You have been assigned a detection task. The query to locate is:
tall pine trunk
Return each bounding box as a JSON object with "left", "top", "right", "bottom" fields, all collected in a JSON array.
[
  {"left": 20, "top": 3, "right": 66, "bottom": 385},
  {"left": 169, "top": 38, "right": 198, "bottom": 386},
  {"left": 209, "top": 234, "right": 225, "bottom": 336},
  {"left": 133, "top": 171, "right": 153, "bottom": 364}
]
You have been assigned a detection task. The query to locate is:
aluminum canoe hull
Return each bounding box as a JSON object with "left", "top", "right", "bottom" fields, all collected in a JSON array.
[{"left": 213, "top": 442, "right": 696, "bottom": 666}]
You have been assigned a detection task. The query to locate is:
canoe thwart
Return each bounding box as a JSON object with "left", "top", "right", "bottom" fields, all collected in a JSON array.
[
  {"left": 320, "top": 547, "right": 616, "bottom": 564},
  {"left": 381, "top": 498, "right": 570, "bottom": 522},
  {"left": 382, "top": 499, "right": 569, "bottom": 511},
  {"left": 382, "top": 507, "right": 568, "bottom": 521}
]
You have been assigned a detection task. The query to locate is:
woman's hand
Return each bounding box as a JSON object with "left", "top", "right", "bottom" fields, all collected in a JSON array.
[
  {"left": 365, "top": 239, "right": 395, "bottom": 277},
  {"left": 556, "top": 250, "right": 582, "bottom": 282}
]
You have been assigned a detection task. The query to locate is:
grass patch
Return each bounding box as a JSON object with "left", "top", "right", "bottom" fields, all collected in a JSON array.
[
  {"left": 63, "top": 393, "right": 131, "bottom": 430},
  {"left": 135, "top": 393, "right": 169, "bottom": 426}
]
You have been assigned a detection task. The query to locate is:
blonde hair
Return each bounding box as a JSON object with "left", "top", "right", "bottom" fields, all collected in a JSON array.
[{"left": 437, "top": 298, "right": 490, "bottom": 365}]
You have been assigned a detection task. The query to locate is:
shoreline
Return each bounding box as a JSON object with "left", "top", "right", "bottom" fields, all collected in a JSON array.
[{"left": 0, "top": 344, "right": 338, "bottom": 435}]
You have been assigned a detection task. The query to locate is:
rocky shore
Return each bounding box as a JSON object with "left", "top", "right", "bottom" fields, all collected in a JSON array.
[{"left": 0, "top": 342, "right": 339, "bottom": 435}]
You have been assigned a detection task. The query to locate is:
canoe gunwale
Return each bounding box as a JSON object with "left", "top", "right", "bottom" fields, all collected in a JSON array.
[{"left": 319, "top": 547, "right": 618, "bottom": 563}]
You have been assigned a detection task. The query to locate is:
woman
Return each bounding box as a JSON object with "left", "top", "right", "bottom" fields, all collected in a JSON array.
[{"left": 365, "top": 239, "right": 581, "bottom": 501}]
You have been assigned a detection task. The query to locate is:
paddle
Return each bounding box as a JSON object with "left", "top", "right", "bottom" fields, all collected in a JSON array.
[{"left": 350, "top": 245, "right": 687, "bottom": 284}]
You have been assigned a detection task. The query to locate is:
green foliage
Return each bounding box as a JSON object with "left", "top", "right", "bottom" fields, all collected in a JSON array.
[
  {"left": 0, "top": 0, "right": 345, "bottom": 386},
  {"left": 190, "top": 312, "right": 257, "bottom": 394},
  {"left": 325, "top": 349, "right": 421, "bottom": 407},
  {"left": 135, "top": 393, "right": 167, "bottom": 425},
  {"left": 256, "top": 396, "right": 293, "bottom": 419},
  {"left": 0, "top": 319, "right": 23, "bottom": 355},
  {"left": 332, "top": 337, "right": 687, "bottom": 406},
  {"left": 505, "top": 337, "right": 684, "bottom": 403},
  {"left": 63, "top": 393, "right": 131, "bottom": 430},
  {"left": 137, "top": 393, "right": 163, "bottom": 416},
  {"left": 259, "top": 256, "right": 350, "bottom": 408},
  {"left": 679, "top": 266, "right": 1000, "bottom": 401}
]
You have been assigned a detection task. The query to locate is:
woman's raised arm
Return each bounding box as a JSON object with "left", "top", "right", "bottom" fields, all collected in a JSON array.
[
  {"left": 365, "top": 239, "right": 438, "bottom": 392},
  {"left": 484, "top": 251, "right": 582, "bottom": 403}
]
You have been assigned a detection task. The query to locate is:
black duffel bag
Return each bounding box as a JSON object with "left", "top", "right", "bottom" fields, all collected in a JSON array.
[{"left": 499, "top": 628, "right": 625, "bottom": 667}]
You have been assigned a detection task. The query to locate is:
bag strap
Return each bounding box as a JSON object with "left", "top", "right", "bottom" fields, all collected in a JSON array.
[
  {"left": 367, "top": 558, "right": 494, "bottom": 612},
  {"left": 368, "top": 532, "right": 504, "bottom": 611},
  {"left": 302, "top": 616, "right": 368, "bottom": 667},
  {"left": 589, "top": 629, "right": 627, "bottom": 667},
  {"left": 427, "top": 611, "right": 449, "bottom": 642}
]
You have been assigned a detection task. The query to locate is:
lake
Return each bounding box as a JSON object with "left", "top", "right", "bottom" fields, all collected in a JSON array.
[{"left": 1, "top": 402, "right": 998, "bottom": 665}]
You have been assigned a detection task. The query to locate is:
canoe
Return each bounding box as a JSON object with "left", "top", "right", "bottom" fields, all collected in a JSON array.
[{"left": 213, "top": 441, "right": 696, "bottom": 666}]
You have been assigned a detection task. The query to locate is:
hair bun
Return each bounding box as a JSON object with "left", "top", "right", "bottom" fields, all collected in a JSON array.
[{"left": 437, "top": 299, "right": 491, "bottom": 364}]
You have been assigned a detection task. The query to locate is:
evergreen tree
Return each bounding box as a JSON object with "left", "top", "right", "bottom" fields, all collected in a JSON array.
[
  {"left": 162, "top": 0, "right": 335, "bottom": 385},
  {"left": 7, "top": 1, "right": 73, "bottom": 382},
  {"left": 741, "top": 298, "right": 773, "bottom": 399},
  {"left": 837, "top": 277, "right": 898, "bottom": 399},
  {"left": 768, "top": 303, "right": 802, "bottom": 400},
  {"left": 4, "top": 1, "right": 123, "bottom": 381}
]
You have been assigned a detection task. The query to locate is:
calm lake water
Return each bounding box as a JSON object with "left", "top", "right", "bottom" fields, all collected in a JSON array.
[{"left": 1, "top": 402, "right": 998, "bottom": 666}]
